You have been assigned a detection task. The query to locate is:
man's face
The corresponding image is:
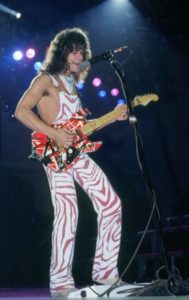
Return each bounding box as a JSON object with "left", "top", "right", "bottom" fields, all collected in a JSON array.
[{"left": 67, "top": 49, "right": 84, "bottom": 74}]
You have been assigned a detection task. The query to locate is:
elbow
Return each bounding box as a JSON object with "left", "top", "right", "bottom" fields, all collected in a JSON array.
[
  {"left": 14, "top": 106, "right": 25, "bottom": 122},
  {"left": 14, "top": 107, "right": 21, "bottom": 121}
]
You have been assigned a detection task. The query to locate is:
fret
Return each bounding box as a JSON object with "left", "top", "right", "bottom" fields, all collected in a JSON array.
[{"left": 82, "top": 106, "right": 124, "bottom": 135}]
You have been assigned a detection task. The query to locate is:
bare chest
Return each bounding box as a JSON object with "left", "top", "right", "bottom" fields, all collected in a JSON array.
[{"left": 37, "top": 88, "right": 60, "bottom": 124}]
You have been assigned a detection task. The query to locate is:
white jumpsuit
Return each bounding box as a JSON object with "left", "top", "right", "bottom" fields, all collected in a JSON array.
[{"left": 44, "top": 75, "right": 122, "bottom": 293}]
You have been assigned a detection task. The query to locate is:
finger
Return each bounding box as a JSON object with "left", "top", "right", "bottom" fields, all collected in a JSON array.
[
  {"left": 63, "top": 128, "right": 74, "bottom": 135},
  {"left": 67, "top": 135, "right": 75, "bottom": 141}
]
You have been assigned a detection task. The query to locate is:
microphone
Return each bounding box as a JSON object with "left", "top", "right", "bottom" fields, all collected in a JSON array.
[{"left": 80, "top": 45, "right": 127, "bottom": 69}]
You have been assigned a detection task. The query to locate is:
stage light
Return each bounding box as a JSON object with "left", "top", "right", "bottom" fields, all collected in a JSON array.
[
  {"left": 16, "top": 12, "right": 21, "bottom": 19},
  {"left": 117, "top": 98, "right": 125, "bottom": 105},
  {"left": 26, "top": 48, "right": 35, "bottom": 59},
  {"left": 0, "top": 3, "right": 21, "bottom": 19},
  {"left": 111, "top": 88, "right": 120, "bottom": 97},
  {"left": 92, "top": 77, "right": 102, "bottom": 87},
  {"left": 2, "top": 103, "right": 10, "bottom": 112},
  {"left": 98, "top": 90, "right": 107, "bottom": 98},
  {"left": 76, "top": 82, "right": 85, "bottom": 90},
  {"left": 13, "top": 50, "right": 23, "bottom": 61},
  {"left": 111, "top": 0, "right": 128, "bottom": 4},
  {"left": 33, "top": 61, "right": 42, "bottom": 71}
]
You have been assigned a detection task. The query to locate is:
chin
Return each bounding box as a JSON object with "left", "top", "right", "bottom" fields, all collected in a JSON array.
[{"left": 72, "top": 69, "right": 80, "bottom": 75}]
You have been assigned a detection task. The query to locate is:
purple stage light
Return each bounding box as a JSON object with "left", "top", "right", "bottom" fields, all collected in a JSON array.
[
  {"left": 26, "top": 48, "right": 35, "bottom": 59},
  {"left": 92, "top": 77, "right": 102, "bottom": 87},
  {"left": 111, "top": 88, "right": 119, "bottom": 96}
]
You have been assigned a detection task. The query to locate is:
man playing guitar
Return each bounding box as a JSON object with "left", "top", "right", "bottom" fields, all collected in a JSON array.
[{"left": 15, "top": 27, "right": 127, "bottom": 297}]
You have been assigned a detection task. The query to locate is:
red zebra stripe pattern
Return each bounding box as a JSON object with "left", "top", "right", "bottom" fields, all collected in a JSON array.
[{"left": 44, "top": 154, "right": 122, "bottom": 292}]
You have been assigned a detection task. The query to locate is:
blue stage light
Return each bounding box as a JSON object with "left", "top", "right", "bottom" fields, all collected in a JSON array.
[
  {"left": 117, "top": 98, "right": 125, "bottom": 105},
  {"left": 76, "top": 82, "right": 85, "bottom": 90},
  {"left": 98, "top": 90, "right": 107, "bottom": 98},
  {"left": 33, "top": 61, "right": 42, "bottom": 71}
]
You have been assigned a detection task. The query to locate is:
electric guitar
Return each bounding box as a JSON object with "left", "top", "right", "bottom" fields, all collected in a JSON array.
[{"left": 30, "top": 93, "right": 159, "bottom": 172}]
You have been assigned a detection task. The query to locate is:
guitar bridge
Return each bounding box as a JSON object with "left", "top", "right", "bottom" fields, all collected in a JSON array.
[{"left": 66, "top": 146, "right": 80, "bottom": 164}]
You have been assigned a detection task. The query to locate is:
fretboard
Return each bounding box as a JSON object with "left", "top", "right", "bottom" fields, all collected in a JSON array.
[{"left": 82, "top": 106, "right": 125, "bottom": 135}]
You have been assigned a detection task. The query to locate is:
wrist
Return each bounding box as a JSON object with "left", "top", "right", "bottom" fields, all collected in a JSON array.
[{"left": 46, "top": 126, "right": 57, "bottom": 140}]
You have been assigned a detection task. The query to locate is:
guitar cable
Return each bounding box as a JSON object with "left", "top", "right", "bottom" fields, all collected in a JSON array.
[{"left": 92, "top": 125, "right": 158, "bottom": 298}]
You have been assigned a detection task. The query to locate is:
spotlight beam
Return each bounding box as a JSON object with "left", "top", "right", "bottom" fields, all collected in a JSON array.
[{"left": 0, "top": 3, "right": 21, "bottom": 19}]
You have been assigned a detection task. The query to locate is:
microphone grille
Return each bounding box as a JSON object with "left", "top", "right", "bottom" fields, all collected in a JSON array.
[{"left": 80, "top": 61, "right": 90, "bottom": 69}]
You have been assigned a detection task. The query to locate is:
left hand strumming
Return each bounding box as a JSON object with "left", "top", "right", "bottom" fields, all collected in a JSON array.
[{"left": 116, "top": 104, "right": 128, "bottom": 121}]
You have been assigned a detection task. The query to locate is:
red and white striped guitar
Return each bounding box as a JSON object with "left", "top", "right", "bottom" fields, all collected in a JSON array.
[{"left": 30, "top": 93, "right": 158, "bottom": 172}]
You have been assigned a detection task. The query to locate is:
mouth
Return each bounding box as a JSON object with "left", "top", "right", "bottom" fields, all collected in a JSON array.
[
  {"left": 72, "top": 61, "right": 82, "bottom": 66},
  {"left": 67, "top": 61, "right": 82, "bottom": 73}
]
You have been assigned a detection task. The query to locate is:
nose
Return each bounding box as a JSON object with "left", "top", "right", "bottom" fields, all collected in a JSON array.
[{"left": 76, "top": 51, "right": 83, "bottom": 60}]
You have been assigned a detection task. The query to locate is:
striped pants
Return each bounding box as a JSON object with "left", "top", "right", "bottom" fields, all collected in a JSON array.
[{"left": 44, "top": 154, "right": 122, "bottom": 292}]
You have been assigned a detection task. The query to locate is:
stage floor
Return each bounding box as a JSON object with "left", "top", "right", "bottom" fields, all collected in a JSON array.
[{"left": 0, "top": 287, "right": 189, "bottom": 299}]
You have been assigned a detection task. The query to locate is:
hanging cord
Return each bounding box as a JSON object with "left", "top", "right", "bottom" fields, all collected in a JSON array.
[
  {"left": 110, "top": 58, "right": 170, "bottom": 265},
  {"left": 98, "top": 201, "right": 156, "bottom": 297},
  {"left": 133, "top": 124, "right": 161, "bottom": 219},
  {"left": 88, "top": 54, "right": 189, "bottom": 297},
  {"left": 98, "top": 124, "right": 158, "bottom": 298},
  {"left": 97, "top": 57, "right": 165, "bottom": 297},
  {"left": 95, "top": 53, "right": 189, "bottom": 298},
  {"left": 88, "top": 198, "right": 155, "bottom": 298}
]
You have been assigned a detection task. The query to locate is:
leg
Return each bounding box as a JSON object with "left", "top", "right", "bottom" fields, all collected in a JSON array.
[
  {"left": 44, "top": 166, "right": 78, "bottom": 293},
  {"left": 73, "top": 155, "right": 122, "bottom": 282}
]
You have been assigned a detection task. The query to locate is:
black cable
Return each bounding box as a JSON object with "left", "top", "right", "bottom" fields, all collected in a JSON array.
[
  {"left": 90, "top": 55, "right": 189, "bottom": 297},
  {"left": 106, "top": 56, "right": 187, "bottom": 296},
  {"left": 99, "top": 201, "right": 156, "bottom": 297}
]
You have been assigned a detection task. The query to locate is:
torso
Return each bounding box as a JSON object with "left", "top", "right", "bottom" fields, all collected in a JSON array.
[{"left": 37, "top": 73, "right": 81, "bottom": 125}]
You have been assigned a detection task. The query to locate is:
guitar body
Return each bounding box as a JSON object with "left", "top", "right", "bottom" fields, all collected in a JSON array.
[
  {"left": 30, "top": 111, "right": 102, "bottom": 172},
  {"left": 29, "top": 93, "right": 159, "bottom": 172}
]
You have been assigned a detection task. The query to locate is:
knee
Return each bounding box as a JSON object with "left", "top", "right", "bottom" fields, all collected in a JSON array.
[
  {"left": 114, "top": 197, "right": 122, "bottom": 224},
  {"left": 113, "top": 195, "right": 122, "bottom": 213},
  {"left": 104, "top": 195, "right": 122, "bottom": 217}
]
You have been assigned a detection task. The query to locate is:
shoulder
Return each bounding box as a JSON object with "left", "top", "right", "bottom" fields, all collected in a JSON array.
[
  {"left": 32, "top": 72, "right": 60, "bottom": 89},
  {"left": 27, "top": 72, "right": 57, "bottom": 96},
  {"left": 30, "top": 72, "right": 51, "bottom": 88}
]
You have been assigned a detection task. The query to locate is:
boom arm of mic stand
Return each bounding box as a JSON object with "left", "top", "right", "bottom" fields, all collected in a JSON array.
[{"left": 109, "top": 56, "right": 173, "bottom": 277}]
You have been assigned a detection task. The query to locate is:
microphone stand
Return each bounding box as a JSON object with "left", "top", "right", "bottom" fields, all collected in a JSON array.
[{"left": 108, "top": 55, "right": 182, "bottom": 295}]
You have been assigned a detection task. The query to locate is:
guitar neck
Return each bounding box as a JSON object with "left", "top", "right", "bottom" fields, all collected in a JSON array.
[
  {"left": 82, "top": 109, "right": 122, "bottom": 135},
  {"left": 81, "top": 93, "right": 158, "bottom": 136}
]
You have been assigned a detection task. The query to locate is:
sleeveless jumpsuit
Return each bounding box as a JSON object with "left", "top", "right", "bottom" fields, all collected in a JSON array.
[{"left": 44, "top": 74, "right": 122, "bottom": 293}]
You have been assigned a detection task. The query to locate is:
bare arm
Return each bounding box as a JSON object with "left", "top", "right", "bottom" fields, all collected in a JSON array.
[{"left": 15, "top": 73, "right": 74, "bottom": 147}]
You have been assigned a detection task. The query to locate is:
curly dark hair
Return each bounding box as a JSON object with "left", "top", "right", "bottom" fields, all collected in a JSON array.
[{"left": 41, "top": 27, "right": 92, "bottom": 82}]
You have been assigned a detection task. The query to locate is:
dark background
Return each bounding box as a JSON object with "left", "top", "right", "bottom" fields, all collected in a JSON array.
[{"left": 0, "top": 0, "right": 189, "bottom": 288}]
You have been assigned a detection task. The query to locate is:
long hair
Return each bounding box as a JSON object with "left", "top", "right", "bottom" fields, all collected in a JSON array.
[{"left": 41, "top": 27, "right": 92, "bottom": 82}]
